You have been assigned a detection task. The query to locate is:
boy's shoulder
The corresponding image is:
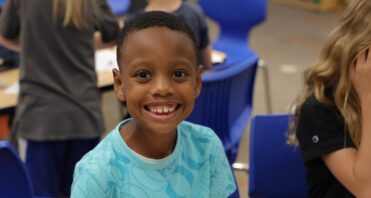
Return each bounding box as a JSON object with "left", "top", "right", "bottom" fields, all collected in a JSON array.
[
  {"left": 72, "top": 125, "right": 132, "bottom": 197},
  {"left": 73, "top": 124, "right": 132, "bottom": 188},
  {"left": 75, "top": 124, "right": 127, "bottom": 172},
  {"left": 178, "top": 121, "right": 222, "bottom": 146},
  {"left": 179, "top": 120, "right": 216, "bottom": 135},
  {"left": 76, "top": 131, "right": 116, "bottom": 168}
]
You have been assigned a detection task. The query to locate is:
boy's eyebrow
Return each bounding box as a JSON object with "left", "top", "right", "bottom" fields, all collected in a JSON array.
[
  {"left": 127, "top": 60, "right": 195, "bottom": 68},
  {"left": 123, "top": 60, "right": 196, "bottom": 75}
]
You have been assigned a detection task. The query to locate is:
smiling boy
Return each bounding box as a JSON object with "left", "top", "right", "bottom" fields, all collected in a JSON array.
[{"left": 71, "top": 11, "right": 237, "bottom": 197}]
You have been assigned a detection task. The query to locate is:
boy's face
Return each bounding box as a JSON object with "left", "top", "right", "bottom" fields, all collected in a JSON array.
[{"left": 113, "top": 27, "right": 202, "bottom": 134}]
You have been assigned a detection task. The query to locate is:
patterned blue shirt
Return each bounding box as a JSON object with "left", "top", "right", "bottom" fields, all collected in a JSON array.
[{"left": 72, "top": 120, "right": 237, "bottom": 198}]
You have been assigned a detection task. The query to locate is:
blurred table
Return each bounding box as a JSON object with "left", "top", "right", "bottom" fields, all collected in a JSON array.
[
  {"left": 0, "top": 48, "right": 118, "bottom": 114},
  {"left": 0, "top": 68, "right": 114, "bottom": 114},
  {"left": 0, "top": 48, "right": 226, "bottom": 114}
]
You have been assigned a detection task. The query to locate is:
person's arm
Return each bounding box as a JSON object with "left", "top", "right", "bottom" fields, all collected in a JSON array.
[
  {"left": 0, "top": 35, "right": 20, "bottom": 52},
  {"left": 94, "top": 31, "right": 116, "bottom": 50},
  {"left": 194, "top": 3, "right": 212, "bottom": 72},
  {"left": 200, "top": 44, "right": 212, "bottom": 71},
  {"left": 0, "top": 0, "right": 21, "bottom": 52},
  {"left": 94, "top": 20, "right": 124, "bottom": 50},
  {"left": 94, "top": 0, "right": 120, "bottom": 50},
  {"left": 322, "top": 47, "right": 371, "bottom": 197}
]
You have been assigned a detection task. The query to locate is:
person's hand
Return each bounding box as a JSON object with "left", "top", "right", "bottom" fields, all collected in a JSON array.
[{"left": 352, "top": 46, "right": 371, "bottom": 105}]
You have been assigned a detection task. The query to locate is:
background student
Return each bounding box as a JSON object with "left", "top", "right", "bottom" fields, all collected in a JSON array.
[
  {"left": 0, "top": 0, "right": 119, "bottom": 197},
  {"left": 291, "top": 0, "right": 371, "bottom": 197},
  {"left": 128, "top": 0, "right": 212, "bottom": 70},
  {"left": 72, "top": 11, "right": 236, "bottom": 197}
]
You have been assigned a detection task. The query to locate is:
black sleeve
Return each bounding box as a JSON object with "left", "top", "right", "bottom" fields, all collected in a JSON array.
[
  {"left": 124, "top": 11, "right": 143, "bottom": 24},
  {"left": 296, "top": 97, "right": 356, "bottom": 163},
  {"left": 95, "top": 0, "right": 119, "bottom": 43},
  {"left": 194, "top": 5, "right": 209, "bottom": 49},
  {"left": 0, "top": 0, "right": 20, "bottom": 39},
  {"left": 198, "top": 14, "right": 209, "bottom": 49}
]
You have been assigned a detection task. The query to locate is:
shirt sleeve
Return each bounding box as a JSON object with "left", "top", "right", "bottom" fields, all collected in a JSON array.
[
  {"left": 71, "top": 165, "right": 106, "bottom": 198},
  {"left": 95, "top": 0, "right": 119, "bottom": 43},
  {"left": 296, "top": 97, "right": 356, "bottom": 163},
  {"left": 0, "top": 0, "right": 20, "bottom": 39},
  {"left": 209, "top": 134, "right": 237, "bottom": 198}
]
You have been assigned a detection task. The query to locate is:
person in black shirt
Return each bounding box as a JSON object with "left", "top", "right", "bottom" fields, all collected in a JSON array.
[{"left": 290, "top": 0, "right": 371, "bottom": 197}]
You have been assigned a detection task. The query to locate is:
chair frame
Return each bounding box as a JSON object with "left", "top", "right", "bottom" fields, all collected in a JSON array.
[{"left": 187, "top": 53, "right": 258, "bottom": 163}]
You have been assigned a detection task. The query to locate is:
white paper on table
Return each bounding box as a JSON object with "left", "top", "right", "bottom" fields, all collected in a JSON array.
[
  {"left": 5, "top": 82, "right": 19, "bottom": 94},
  {"left": 211, "top": 50, "right": 227, "bottom": 65},
  {"left": 95, "top": 48, "right": 118, "bottom": 72}
]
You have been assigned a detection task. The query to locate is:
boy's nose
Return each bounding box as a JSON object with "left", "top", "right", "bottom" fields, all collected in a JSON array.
[{"left": 151, "top": 76, "right": 174, "bottom": 97}]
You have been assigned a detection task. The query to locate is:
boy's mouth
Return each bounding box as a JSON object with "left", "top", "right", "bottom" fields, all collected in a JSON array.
[{"left": 144, "top": 103, "right": 180, "bottom": 116}]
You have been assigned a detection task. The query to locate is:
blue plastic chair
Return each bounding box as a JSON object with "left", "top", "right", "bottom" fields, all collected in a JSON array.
[
  {"left": 187, "top": 53, "right": 258, "bottom": 164},
  {"left": 0, "top": 140, "right": 34, "bottom": 198},
  {"left": 107, "top": 0, "right": 131, "bottom": 17},
  {"left": 249, "top": 114, "right": 308, "bottom": 198},
  {"left": 198, "top": 0, "right": 267, "bottom": 65}
]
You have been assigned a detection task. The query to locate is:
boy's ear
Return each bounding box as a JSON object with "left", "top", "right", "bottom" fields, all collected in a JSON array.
[
  {"left": 112, "top": 68, "right": 126, "bottom": 102},
  {"left": 195, "top": 65, "right": 203, "bottom": 97}
]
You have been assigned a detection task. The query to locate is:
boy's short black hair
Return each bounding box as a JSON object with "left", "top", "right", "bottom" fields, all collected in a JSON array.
[{"left": 116, "top": 11, "right": 198, "bottom": 68}]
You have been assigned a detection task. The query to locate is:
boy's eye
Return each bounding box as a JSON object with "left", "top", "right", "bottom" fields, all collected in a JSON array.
[
  {"left": 134, "top": 71, "right": 152, "bottom": 81},
  {"left": 172, "top": 70, "right": 188, "bottom": 78}
]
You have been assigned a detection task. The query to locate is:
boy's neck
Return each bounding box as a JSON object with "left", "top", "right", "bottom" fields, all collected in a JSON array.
[
  {"left": 145, "top": 0, "right": 182, "bottom": 13},
  {"left": 121, "top": 121, "right": 177, "bottom": 159}
]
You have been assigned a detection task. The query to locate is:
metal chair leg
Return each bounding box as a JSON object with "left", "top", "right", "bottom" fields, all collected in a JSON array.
[{"left": 258, "top": 59, "right": 272, "bottom": 114}]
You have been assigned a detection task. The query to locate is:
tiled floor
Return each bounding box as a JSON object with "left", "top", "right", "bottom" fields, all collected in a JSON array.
[{"left": 101, "top": 2, "right": 343, "bottom": 197}]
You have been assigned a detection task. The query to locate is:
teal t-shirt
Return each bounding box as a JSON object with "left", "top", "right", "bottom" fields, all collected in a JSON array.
[{"left": 72, "top": 120, "right": 237, "bottom": 198}]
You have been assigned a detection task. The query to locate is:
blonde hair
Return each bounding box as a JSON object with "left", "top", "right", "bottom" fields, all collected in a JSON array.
[
  {"left": 53, "top": 0, "right": 98, "bottom": 29},
  {"left": 290, "top": 0, "right": 371, "bottom": 147}
]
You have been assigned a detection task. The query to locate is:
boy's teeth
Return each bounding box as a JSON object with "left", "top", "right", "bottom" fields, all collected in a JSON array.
[{"left": 148, "top": 105, "right": 176, "bottom": 114}]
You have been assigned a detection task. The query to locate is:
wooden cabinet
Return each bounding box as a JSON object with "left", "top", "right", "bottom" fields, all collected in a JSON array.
[{"left": 271, "top": 0, "right": 345, "bottom": 12}]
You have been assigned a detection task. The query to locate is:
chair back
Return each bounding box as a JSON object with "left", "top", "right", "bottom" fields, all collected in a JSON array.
[
  {"left": 249, "top": 114, "right": 308, "bottom": 198},
  {"left": 187, "top": 54, "right": 258, "bottom": 163},
  {"left": 0, "top": 141, "right": 33, "bottom": 198},
  {"left": 198, "top": 0, "right": 267, "bottom": 64},
  {"left": 108, "top": 0, "right": 131, "bottom": 16}
]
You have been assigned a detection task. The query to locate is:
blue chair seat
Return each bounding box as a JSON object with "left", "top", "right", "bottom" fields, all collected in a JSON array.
[
  {"left": 249, "top": 114, "right": 308, "bottom": 198},
  {"left": 0, "top": 141, "right": 33, "bottom": 198},
  {"left": 0, "top": 141, "right": 47, "bottom": 198}
]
